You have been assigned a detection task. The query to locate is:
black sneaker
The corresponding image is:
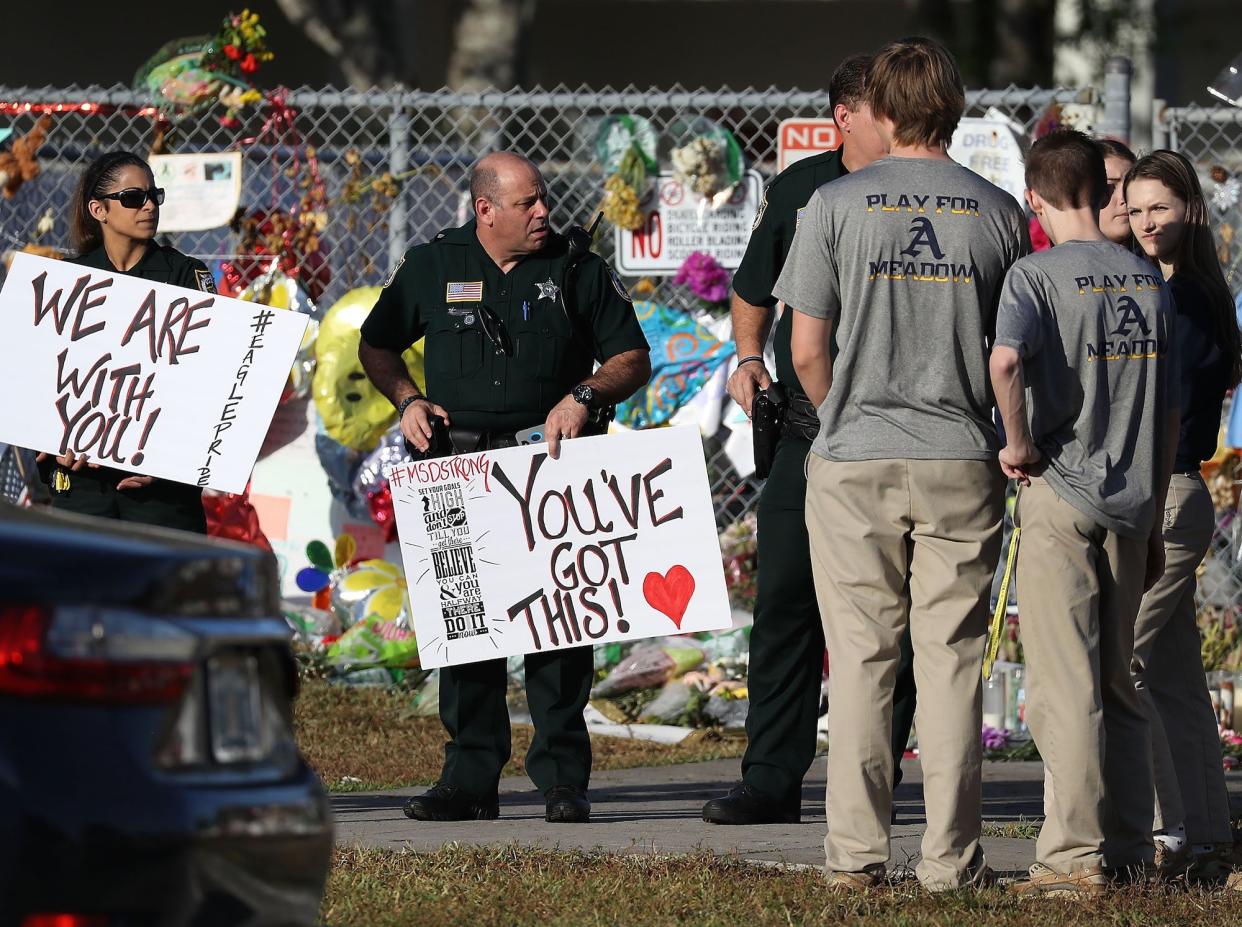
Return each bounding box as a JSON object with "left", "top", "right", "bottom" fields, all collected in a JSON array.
[
  {"left": 403, "top": 784, "right": 499, "bottom": 821},
  {"left": 702, "top": 782, "right": 800, "bottom": 825},
  {"left": 545, "top": 785, "right": 591, "bottom": 823}
]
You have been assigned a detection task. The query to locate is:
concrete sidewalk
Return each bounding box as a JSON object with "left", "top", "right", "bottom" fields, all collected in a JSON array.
[{"left": 332, "top": 757, "right": 1242, "bottom": 873}]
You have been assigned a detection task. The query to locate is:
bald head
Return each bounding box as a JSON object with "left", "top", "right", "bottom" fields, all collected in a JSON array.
[
  {"left": 470, "top": 151, "right": 551, "bottom": 261},
  {"left": 470, "top": 152, "right": 541, "bottom": 206}
]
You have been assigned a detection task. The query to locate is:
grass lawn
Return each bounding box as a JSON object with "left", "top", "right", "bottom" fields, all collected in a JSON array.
[
  {"left": 295, "top": 679, "right": 746, "bottom": 792},
  {"left": 321, "top": 844, "right": 1240, "bottom": 927}
]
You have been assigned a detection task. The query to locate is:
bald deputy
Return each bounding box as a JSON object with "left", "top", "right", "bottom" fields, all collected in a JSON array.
[{"left": 359, "top": 151, "right": 650, "bottom": 825}]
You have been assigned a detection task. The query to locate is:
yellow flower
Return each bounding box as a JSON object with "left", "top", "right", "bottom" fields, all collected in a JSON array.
[{"left": 340, "top": 559, "right": 408, "bottom": 623}]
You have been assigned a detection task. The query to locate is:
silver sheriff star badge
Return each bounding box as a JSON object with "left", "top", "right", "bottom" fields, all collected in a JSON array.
[{"left": 535, "top": 278, "right": 560, "bottom": 301}]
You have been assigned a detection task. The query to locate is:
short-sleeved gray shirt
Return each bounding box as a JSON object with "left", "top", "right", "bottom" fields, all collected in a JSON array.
[
  {"left": 772, "top": 156, "right": 1029, "bottom": 461},
  {"left": 994, "top": 240, "right": 1177, "bottom": 538}
]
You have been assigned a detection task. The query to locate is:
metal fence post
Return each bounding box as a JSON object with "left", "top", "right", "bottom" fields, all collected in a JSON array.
[
  {"left": 1100, "top": 57, "right": 1133, "bottom": 142},
  {"left": 1151, "top": 98, "right": 1168, "bottom": 150},
  {"left": 387, "top": 92, "right": 412, "bottom": 272}
]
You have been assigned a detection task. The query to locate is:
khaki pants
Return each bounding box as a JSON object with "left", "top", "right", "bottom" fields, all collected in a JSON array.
[
  {"left": 1133, "top": 473, "right": 1233, "bottom": 845},
  {"left": 1017, "top": 479, "right": 1155, "bottom": 872},
  {"left": 805, "top": 456, "right": 1004, "bottom": 889}
]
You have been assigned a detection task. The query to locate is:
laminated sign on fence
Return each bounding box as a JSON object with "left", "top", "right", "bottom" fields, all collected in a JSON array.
[
  {"left": 390, "top": 425, "right": 732, "bottom": 668},
  {"left": 615, "top": 171, "right": 763, "bottom": 275},
  {"left": 0, "top": 253, "right": 309, "bottom": 493}
]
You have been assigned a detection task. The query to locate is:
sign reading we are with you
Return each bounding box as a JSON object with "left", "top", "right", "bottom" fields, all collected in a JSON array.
[
  {"left": 390, "top": 425, "right": 732, "bottom": 668},
  {"left": 0, "top": 253, "right": 308, "bottom": 493}
]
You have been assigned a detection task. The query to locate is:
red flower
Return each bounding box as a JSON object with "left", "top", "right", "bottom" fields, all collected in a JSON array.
[
  {"left": 223, "top": 43, "right": 241, "bottom": 60},
  {"left": 240, "top": 53, "right": 258, "bottom": 74},
  {"left": 218, "top": 115, "right": 241, "bottom": 129}
]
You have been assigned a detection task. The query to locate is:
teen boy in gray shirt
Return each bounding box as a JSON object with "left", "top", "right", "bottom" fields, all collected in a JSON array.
[
  {"left": 991, "top": 129, "right": 1177, "bottom": 896},
  {"left": 777, "top": 37, "right": 1028, "bottom": 892}
]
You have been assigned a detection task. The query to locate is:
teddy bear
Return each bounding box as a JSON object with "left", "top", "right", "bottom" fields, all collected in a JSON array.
[{"left": 0, "top": 115, "right": 53, "bottom": 199}]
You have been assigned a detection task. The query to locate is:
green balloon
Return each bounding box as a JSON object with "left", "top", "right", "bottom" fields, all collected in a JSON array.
[{"left": 306, "top": 540, "right": 334, "bottom": 573}]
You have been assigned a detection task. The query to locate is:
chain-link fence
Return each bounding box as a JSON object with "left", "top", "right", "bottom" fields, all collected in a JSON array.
[
  {"left": 1158, "top": 103, "right": 1242, "bottom": 294},
  {"left": 1, "top": 81, "right": 1101, "bottom": 531}
]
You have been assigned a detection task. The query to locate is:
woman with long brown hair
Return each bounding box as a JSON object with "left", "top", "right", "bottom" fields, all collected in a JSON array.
[
  {"left": 42, "top": 150, "right": 216, "bottom": 532},
  {"left": 1125, "top": 149, "right": 1241, "bottom": 879}
]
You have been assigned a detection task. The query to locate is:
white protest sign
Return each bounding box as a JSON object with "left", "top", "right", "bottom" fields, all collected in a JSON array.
[
  {"left": 615, "top": 170, "right": 763, "bottom": 275},
  {"left": 949, "top": 117, "right": 1027, "bottom": 203},
  {"left": 777, "top": 118, "right": 840, "bottom": 171},
  {"left": 0, "top": 253, "right": 309, "bottom": 493},
  {"left": 150, "top": 152, "right": 243, "bottom": 232},
  {"left": 389, "top": 425, "right": 732, "bottom": 668}
]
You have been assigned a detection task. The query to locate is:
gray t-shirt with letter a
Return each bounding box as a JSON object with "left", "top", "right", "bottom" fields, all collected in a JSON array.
[
  {"left": 994, "top": 240, "right": 1177, "bottom": 539},
  {"left": 773, "top": 156, "right": 1029, "bottom": 462}
]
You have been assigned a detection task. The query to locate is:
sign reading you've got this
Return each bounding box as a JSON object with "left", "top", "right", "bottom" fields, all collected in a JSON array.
[
  {"left": 0, "top": 253, "right": 308, "bottom": 493},
  {"left": 390, "top": 425, "right": 732, "bottom": 668}
]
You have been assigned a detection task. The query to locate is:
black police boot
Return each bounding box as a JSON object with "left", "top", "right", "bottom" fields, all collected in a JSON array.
[
  {"left": 544, "top": 785, "right": 591, "bottom": 823},
  {"left": 403, "top": 784, "right": 500, "bottom": 821},
  {"left": 702, "top": 782, "right": 800, "bottom": 825}
]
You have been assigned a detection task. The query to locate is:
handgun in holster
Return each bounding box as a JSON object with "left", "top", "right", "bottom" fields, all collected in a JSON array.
[
  {"left": 751, "top": 382, "right": 788, "bottom": 479},
  {"left": 405, "top": 415, "right": 453, "bottom": 460}
]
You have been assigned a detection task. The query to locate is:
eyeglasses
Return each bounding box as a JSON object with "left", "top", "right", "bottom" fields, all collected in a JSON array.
[
  {"left": 476, "top": 305, "right": 512, "bottom": 357},
  {"left": 96, "top": 187, "right": 165, "bottom": 209}
]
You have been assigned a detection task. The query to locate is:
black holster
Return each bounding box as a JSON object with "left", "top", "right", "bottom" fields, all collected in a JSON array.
[{"left": 751, "top": 383, "right": 787, "bottom": 479}]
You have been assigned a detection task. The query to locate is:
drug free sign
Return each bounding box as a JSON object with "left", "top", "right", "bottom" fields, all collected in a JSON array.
[
  {"left": 0, "top": 253, "right": 307, "bottom": 493},
  {"left": 390, "top": 425, "right": 732, "bottom": 668}
]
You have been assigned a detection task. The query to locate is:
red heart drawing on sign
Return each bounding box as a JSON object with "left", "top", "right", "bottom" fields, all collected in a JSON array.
[{"left": 643, "top": 566, "right": 696, "bottom": 629}]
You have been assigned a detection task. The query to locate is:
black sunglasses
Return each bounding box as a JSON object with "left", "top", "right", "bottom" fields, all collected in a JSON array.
[
  {"left": 97, "top": 187, "right": 165, "bottom": 209},
  {"left": 476, "top": 305, "right": 512, "bottom": 357}
]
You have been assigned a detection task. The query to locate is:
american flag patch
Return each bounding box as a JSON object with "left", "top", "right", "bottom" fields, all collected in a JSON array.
[{"left": 446, "top": 281, "right": 483, "bottom": 302}]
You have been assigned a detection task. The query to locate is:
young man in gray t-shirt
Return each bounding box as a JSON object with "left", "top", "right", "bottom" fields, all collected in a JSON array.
[
  {"left": 775, "top": 37, "right": 1028, "bottom": 892},
  {"left": 991, "top": 130, "right": 1176, "bottom": 895}
]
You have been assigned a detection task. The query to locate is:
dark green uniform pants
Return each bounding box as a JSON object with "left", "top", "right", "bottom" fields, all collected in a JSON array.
[
  {"left": 742, "top": 434, "right": 917, "bottom": 800},
  {"left": 49, "top": 468, "right": 206, "bottom": 534},
  {"left": 439, "top": 645, "right": 594, "bottom": 798}
]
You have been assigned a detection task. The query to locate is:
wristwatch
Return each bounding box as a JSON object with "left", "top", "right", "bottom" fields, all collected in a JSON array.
[
  {"left": 571, "top": 384, "right": 596, "bottom": 408},
  {"left": 397, "top": 395, "right": 423, "bottom": 419}
]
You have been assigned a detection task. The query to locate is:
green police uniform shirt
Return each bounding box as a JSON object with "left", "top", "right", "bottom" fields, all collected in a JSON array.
[
  {"left": 732, "top": 149, "right": 847, "bottom": 397},
  {"left": 361, "top": 220, "right": 649, "bottom": 431}
]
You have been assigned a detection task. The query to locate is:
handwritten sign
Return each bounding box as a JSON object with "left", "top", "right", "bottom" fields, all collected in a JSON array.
[
  {"left": 0, "top": 253, "right": 309, "bottom": 493},
  {"left": 390, "top": 425, "right": 732, "bottom": 668}
]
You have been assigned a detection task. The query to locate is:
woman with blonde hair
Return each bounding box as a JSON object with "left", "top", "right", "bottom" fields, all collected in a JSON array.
[{"left": 1125, "top": 149, "right": 1241, "bottom": 880}]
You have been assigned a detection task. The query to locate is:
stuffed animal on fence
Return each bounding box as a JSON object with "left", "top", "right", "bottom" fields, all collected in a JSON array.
[{"left": 0, "top": 115, "right": 53, "bottom": 199}]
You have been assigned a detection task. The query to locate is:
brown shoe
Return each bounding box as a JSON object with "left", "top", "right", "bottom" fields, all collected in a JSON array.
[
  {"left": 1153, "top": 840, "right": 1191, "bottom": 880},
  {"left": 827, "top": 864, "right": 886, "bottom": 892},
  {"left": 1009, "top": 863, "right": 1109, "bottom": 897}
]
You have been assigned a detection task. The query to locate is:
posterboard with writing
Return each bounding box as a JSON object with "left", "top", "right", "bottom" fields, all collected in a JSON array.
[
  {"left": 0, "top": 253, "right": 309, "bottom": 493},
  {"left": 389, "top": 425, "right": 732, "bottom": 668}
]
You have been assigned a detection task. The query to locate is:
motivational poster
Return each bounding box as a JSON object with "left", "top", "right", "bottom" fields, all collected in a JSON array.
[{"left": 390, "top": 425, "right": 732, "bottom": 668}]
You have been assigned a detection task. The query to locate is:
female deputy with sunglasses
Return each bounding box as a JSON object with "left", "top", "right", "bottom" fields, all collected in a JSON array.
[{"left": 41, "top": 150, "right": 216, "bottom": 532}]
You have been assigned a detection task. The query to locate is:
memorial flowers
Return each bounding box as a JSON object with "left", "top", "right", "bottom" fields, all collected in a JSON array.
[
  {"left": 674, "top": 251, "right": 731, "bottom": 307},
  {"left": 671, "top": 136, "right": 729, "bottom": 200},
  {"left": 596, "top": 115, "right": 657, "bottom": 230}
]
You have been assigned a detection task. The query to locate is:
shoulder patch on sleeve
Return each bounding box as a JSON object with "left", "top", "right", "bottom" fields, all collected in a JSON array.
[
  {"left": 752, "top": 187, "right": 769, "bottom": 231},
  {"left": 384, "top": 254, "right": 406, "bottom": 288},
  {"left": 608, "top": 267, "right": 632, "bottom": 303},
  {"left": 194, "top": 268, "right": 217, "bottom": 294}
]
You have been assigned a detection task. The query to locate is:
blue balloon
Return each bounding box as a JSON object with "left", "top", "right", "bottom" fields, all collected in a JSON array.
[{"left": 296, "top": 567, "right": 330, "bottom": 593}]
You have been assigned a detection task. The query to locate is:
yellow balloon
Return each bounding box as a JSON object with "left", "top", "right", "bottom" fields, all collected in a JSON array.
[{"left": 313, "top": 287, "right": 424, "bottom": 450}]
